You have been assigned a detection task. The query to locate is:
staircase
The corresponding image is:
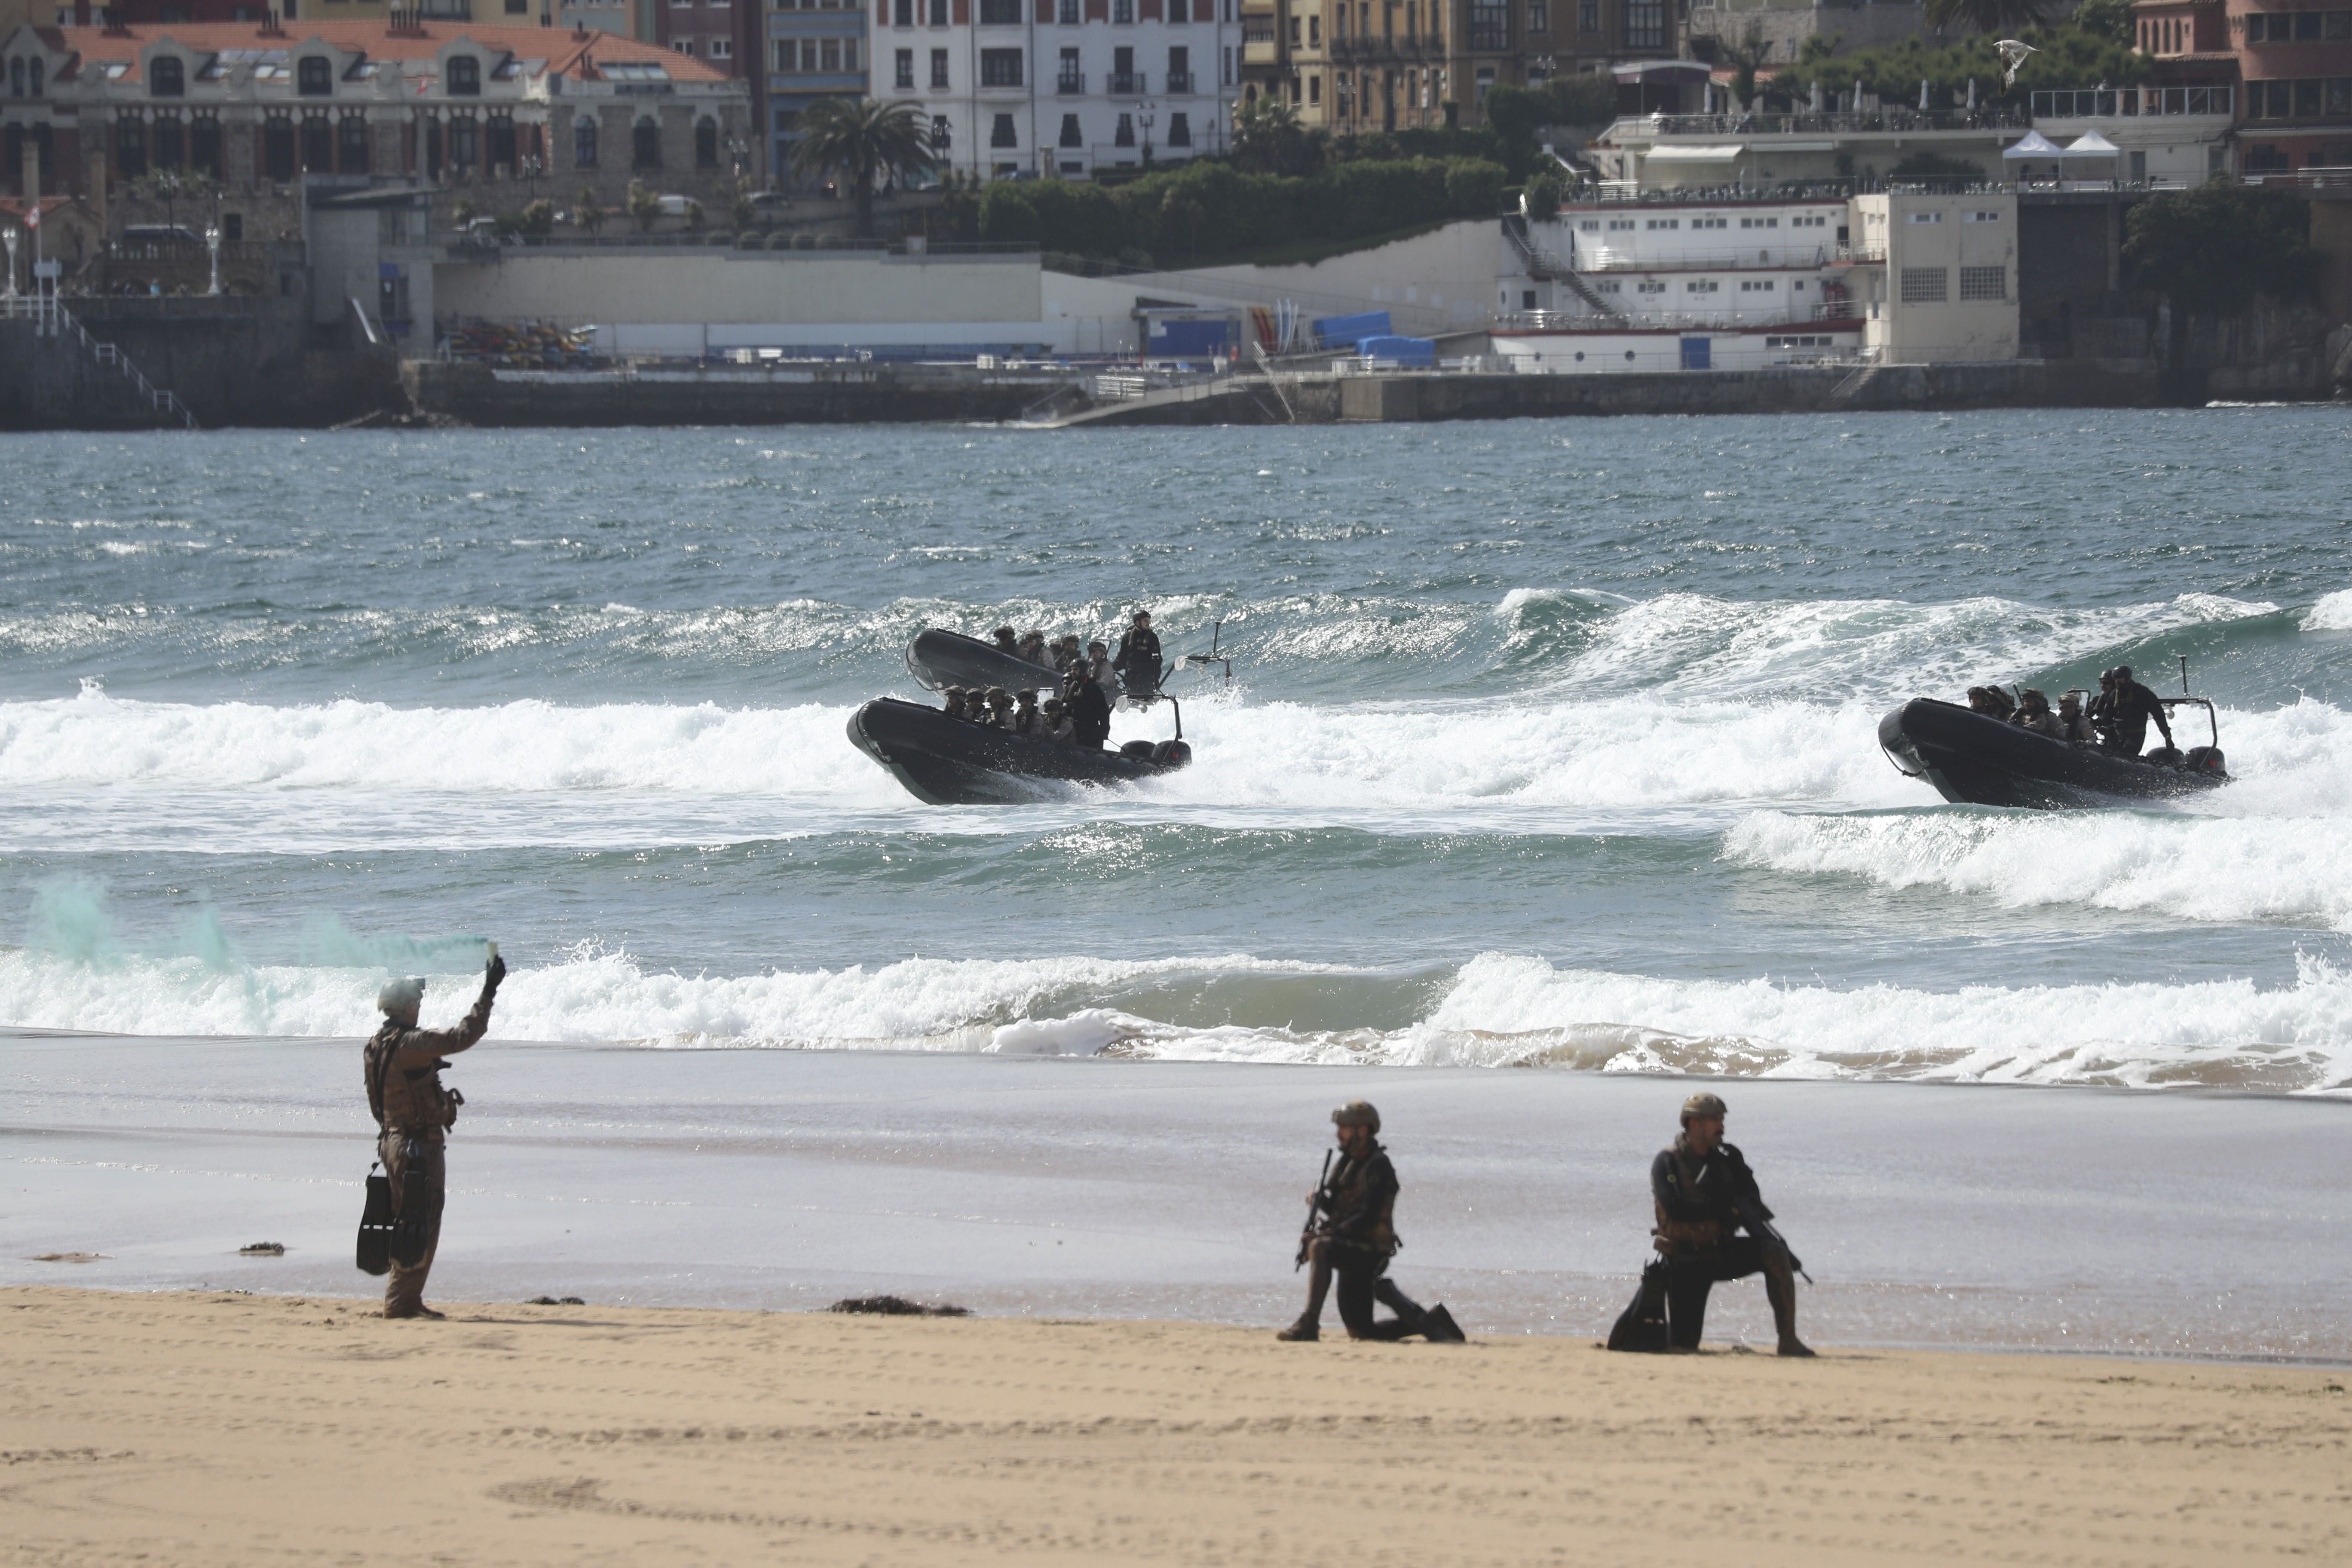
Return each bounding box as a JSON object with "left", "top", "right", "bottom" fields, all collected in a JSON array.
[
  {"left": 1501, "top": 216, "right": 1622, "bottom": 319},
  {"left": 2, "top": 295, "right": 199, "bottom": 429}
]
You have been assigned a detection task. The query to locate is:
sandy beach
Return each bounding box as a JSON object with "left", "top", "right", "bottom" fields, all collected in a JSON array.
[{"left": 4, "top": 1285, "right": 2348, "bottom": 1567}]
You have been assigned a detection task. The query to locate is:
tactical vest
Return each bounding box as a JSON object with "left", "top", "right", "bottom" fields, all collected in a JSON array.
[
  {"left": 364, "top": 1024, "right": 462, "bottom": 1136},
  {"left": 1323, "top": 1150, "right": 1399, "bottom": 1256}
]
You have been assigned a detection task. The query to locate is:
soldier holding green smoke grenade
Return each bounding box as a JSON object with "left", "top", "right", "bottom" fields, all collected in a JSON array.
[{"left": 364, "top": 948, "right": 505, "bottom": 1320}]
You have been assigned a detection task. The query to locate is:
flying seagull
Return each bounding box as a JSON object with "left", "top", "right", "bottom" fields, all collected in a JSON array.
[{"left": 1995, "top": 39, "right": 2038, "bottom": 89}]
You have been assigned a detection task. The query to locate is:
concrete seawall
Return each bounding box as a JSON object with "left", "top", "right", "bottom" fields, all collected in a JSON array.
[{"left": 404, "top": 360, "right": 1083, "bottom": 427}]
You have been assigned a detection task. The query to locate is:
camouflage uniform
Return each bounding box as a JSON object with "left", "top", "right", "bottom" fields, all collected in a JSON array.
[{"left": 364, "top": 977, "right": 497, "bottom": 1318}]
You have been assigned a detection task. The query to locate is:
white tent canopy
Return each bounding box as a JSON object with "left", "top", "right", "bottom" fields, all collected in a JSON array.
[
  {"left": 2001, "top": 130, "right": 2065, "bottom": 158},
  {"left": 2064, "top": 129, "right": 2121, "bottom": 155}
]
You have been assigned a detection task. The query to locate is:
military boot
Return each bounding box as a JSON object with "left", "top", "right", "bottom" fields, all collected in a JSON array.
[
  {"left": 1764, "top": 1250, "right": 1814, "bottom": 1358},
  {"left": 1421, "top": 1303, "right": 1467, "bottom": 1344},
  {"left": 1275, "top": 1318, "right": 1320, "bottom": 1342}
]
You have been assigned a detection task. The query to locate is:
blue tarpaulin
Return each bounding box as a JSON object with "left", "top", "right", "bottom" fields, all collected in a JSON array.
[
  {"left": 1359, "top": 335, "right": 1436, "bottom": 366},
  {"left": 1313, "top": 311, "right": 1393, "bottom": 349},
  {"left": 1148, "top": 318, "right": 1231, "bottom": 356}
]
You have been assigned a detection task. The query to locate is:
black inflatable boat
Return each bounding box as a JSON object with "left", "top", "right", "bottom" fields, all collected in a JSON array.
[
  {"left": 848, "top": 696, "right": 1192, "bottom": 805},
  {"left": 1878, "top": 697, "right": 2228, "bottom": 809},
  {"left": 904, "top": 629, "right": 1063, "bottom": 696}
]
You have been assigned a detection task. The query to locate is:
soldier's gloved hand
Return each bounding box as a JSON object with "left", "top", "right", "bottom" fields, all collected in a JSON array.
[{"left": 484, "top": 952, "right": 508, "bottom": 994}]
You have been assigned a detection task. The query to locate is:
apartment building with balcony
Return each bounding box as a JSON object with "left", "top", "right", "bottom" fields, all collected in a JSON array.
[
  {"left": 2127, "top": 0, "right": 2352, "bottom": 174},
  {"left": 767, "top": 0, "right": 865, "bottom": 181},
  {"left": 876, "top": 0, "right": 1237, "bottom": 180},
  {"left": 1245, "top": 0, "right": 1676, "bottom": 133}
]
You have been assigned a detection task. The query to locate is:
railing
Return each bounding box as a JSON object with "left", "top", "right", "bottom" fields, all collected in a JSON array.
[
  {"left": 1837, "top": 242, "right": 1886, "bottom": 261},
  {"left": 1493, "top": 305, "right": 1861, "bottom": 331},
  {"left": 2, "top": 294, "right": 199, "bottom": 429},
  {"left": 1164, "top": 70, "right": 1195, "bottom": 94},
  {"left": 1611, "top": 109, "right": 2030, "bottom": 138},
  {"left": 1057, "top": 71, "right": 1086, "bottom": 94},
  {"left": 2031, "top": 86, "right": 2233, "bottom": 119},
  {"left": 1575, "top": 242, "right": 1835, "bottom": 271},
  {"left": 1108, "top": 71, "right": 1147, "bottom": 94}
]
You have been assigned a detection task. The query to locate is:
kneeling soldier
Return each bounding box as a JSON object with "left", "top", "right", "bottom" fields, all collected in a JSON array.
[
  {"left": 1651, "top": 1091, "right": 1813, "bottom": 1356},
  {"left": 1277, "top": 1100, "right": 1464, "bottom": 1343}
]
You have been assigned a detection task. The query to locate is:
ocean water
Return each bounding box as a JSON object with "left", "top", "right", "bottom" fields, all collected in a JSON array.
[{"left": 5, "top": 410, "right": 2352, "bottom": 1094}]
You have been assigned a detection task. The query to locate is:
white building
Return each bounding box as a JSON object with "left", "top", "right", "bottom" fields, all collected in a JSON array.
[
  {"left": 1843, "top": 187, "right": 2018, "bottom": 364},
  {"left": 877, "top": 0, "right": 1241, "bottom": 180},
  {"left": 1492, "top": 194, "right": 1864, "bottom": 371}
]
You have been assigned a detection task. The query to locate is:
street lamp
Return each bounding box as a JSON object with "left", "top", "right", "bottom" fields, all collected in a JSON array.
[
  {"left": 203, "top": 221, "right": 222, "bottom": 296},
  {"left": 723, "top": 132, "right": 749, "bottom": 182},
  {"left": 519, "top": 151, "right": 545, "bottom": 202},
  {"left": 2, "top": 226, "right": 18, "bottom": 300},
  {"left": 1139, "top": 100, "right": 1156, "bottom": 165}
]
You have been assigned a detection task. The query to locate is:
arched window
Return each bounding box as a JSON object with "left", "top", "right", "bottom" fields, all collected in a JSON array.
[
  {"left": 263, "top": 113, "right": 295, "bottom": 181},
  {"left": 339, "top": 112, "right": 369, "bottom": 172},
  {"left": 150, "top": 55, "right": 184, "bottom": 96},
  {"left": 446, "top": 55, "right": 480, "bottom": 95},
  {"left": 632, "top": 117, "right": 660, "bottom": 168},
  {"left": 694, "top": 116, "right": 717, "bottom": 168},
  {"left": 27, "top": 57, "right": 39, "bottom": 97},
  {"left": 9, "top": 58, "right": 22, "bottom": 98},
  {"left": 449, "top": 113, "right": 478, "bottom": 168},
  {"left": 573, "top": 114, "right": 597, "bottom": 166},
  {"left": 299, "top": 55, "right": 332, "bottom": 95},
  {"left": 300, "top": 111, "right": 332, "bottom": 172}
]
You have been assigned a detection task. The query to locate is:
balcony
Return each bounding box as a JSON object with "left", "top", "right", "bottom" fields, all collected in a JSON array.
[
  {"left": 1108, "top": 70, "right": 1147, "bottom": 93},
  {"left": 1574, "top": 241, "right": 1837, "bottom": 271},
  {"left": 1164, "top": 69, "right": 1194, "bottom": 93},
  {"left": 1057, "top": 71, "right": 1086, "bottom": 93},
  {"left": 1617, "top": 109, "right": 2030, "bottom": 138}
]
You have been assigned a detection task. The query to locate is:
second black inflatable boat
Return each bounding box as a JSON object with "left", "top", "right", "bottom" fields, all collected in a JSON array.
[
  {"left": 904, "top": 629, "right": 1063, "bottom": 696},
  {"left": 848, "top": 696, "right": 1192, "bottom": 805},
  {"left": 1878, "top": 697, "right": 2228, "bottom": 809}
]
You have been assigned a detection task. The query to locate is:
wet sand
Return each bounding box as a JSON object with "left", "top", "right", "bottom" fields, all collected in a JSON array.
[{"left": 3, "top": 1285, "right": 2347, "bottom": 1567}]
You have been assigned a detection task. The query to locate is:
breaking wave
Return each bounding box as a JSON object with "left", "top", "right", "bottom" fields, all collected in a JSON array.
[{"left": 3, "top": 943, "right": 2346, "bottom": 1095}]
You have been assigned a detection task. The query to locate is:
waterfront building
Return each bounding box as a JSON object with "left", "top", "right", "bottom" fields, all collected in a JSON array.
[
  {"left": 2024, "top": 84, "right": 2233, "bottom": 186},
  {"left": 0, "top": 18, "right": 754, "bottom": 213},
  {"left": 2130, "top": 0, "right": 2351, "bottom": 175},
  {"left": 1243, "top": 0, "right": 1687, "bottom": 134},
  {"left": 766, "top": 0, "right": 866, "bottom": 186},
  {"left": 876, "top": 0, "right": 1239, "bottom": 181}
]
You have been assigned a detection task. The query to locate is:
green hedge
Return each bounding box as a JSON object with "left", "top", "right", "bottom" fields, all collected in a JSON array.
[{"left": 979, "top": 156, "right": 1507, "bottom": 263}]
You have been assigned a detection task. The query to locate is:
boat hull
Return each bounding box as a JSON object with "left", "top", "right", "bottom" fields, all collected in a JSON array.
[
  {"left": 1877, "top": 698, "right": 2227, "bottom": 809},
  {"left": 848, "top": 697, "right": 1188, "bottom": 805},
  {"left": 905, "top": 629, "right": 1063, "bottom": 696}
]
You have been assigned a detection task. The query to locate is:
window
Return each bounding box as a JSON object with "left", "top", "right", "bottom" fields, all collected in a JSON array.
[
  {"left": 1114, "top": 0, "right": 1133, "bottom": 18},
  {"left": 1962, "top": 209, "right": 2000, "bottom": 223},
  {"left": 264, "top": 113, "right": 294, "bottom": 180},
  {"left": 896, "top": 47, "right": 914, "bottom": 86},
  {"left": 1959, "top": 265, "right": 2006, "bottom": 301},
  {"left": 1739, "top": 278, "right": 1775, "bottom": 291},
  {"left": 299, "top": 54, "right": 332, "bottom": 95},
  {"left": 709, "top": 38, "right": 732, "bottom": 56},
  {"left": 695, "top": 116, "right": 717, "bottom": 165},
  {"left": 574, "top": 114, "right": 597, "bottom": 164},
  {"left": 931, "top": 47, "right": 949, "bottom": 86},
  {"left": 338, "top": 113, "right": 370, "bottom": 172},
  {"left": 1527, "top": 0, "right": 1546, "bottom": 28},
  {"left": 1685, "top": 279, "right": 1718, "bottom": 292},
  {"left": 1899, "top": 266, "right": 1948, "bottom": 303},
  {"left": 930, "top": 0, "right": 947, "bottom": 21},
  {"left": 1060, "top": 112, "right": 1082, "bottom": 146},
  {"left": 191, "top": 113, "right": 222, "bottom": 176},
  {"left": 980, "top": 0, "right": 1019, "bottom": 21},
  {"left": 1692, "top": 216, "right": 1724, "bottom": 229},
  {"left": 634, "top": 116, "right": 661, "bottom": 167},
  {"left": 450, "top": 114, "right": 478, "bottom": 168},
  {"left": 152, "top": 111, "right": 184, "bottom": 168},
  {"left": 1308, "top": 73, "right": 1320, "bottom": 102},
  {"left": 447, "top": 55, "right": 480, "bottom": 94},
  {"left": 1905, "top": 210, "right": 1942, "bottom": 223},
  {"left": 1521, "top": 288, "right": 1537, "bottom": 307},
  {"left": 1468, "top": 0, "right": 1506, "bottom": 48},
  {"left": 1739, "top": 215, "right": 1777, "bottom": 228},
  {"left": 1578, "top": 0, "right": 1596, "bottom": 28},
  {"left": 675, "top": 39, "right": 697, "bottom": 53},
  {"left": 486, "top": 112, "right": 517, "bottom": 168},
  {"left": 1115, "top": 111, "right": 1134, "bottom": 145},
  {"left": 1622, "top": 0, "right": 1661, "bottom": 49},
  {"left": 1167, "top": 43, "right": 1189, "bottom": 91},
  {"left": 894, "top": 0, "right": 911, "bottom": 20},
  {"left": 1169, "top": 0, "right": 1188, "bottom": 20},
  {"left": 990, "top": 110, "right": 1016, "bottom": 146},
  {"left": 150, "top": 55, "right": 185, "bottom": 96},
  {"left": 1168, "top": 110, "right": 1190, "bottom": 144},
  {"left": 1636, "top": 280, "right": 1665, "bottom": 292},
  {"left": 1645, "top": 217, "right": 1677, "bottom": 229},
  {"left": 980, "top": 47, "right": 1022, "bottom": 85},
  {"left": 820, "top": 38, "right": 841, "bottom": 70},
  {"left": 1592, "top": 279, "right": 1620, "bottom": 291},
  {"left": 1308, "top": 14, "right": 1319, "bottom": 43}
]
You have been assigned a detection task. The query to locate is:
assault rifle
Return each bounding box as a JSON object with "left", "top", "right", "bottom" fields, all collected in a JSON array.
[
  {"left": 1734, "top": 1194, "right": 1812, "bottom": 1285},
  {"left": 1294, "top": 1148, "right": 1333, "bottom": 1271}
]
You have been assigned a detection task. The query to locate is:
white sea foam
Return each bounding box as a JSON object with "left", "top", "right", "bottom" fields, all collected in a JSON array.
[
  {"left": 2304, "top": 589, "right": 2352, "bottom": 632},
  {"left": 3, "top": 943, "right": 2346, "bottom": 1093}
]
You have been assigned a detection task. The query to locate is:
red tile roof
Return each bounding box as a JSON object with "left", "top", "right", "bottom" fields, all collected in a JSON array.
[{"left": 50, "top": 20, "right": 732, "bottom": 83}]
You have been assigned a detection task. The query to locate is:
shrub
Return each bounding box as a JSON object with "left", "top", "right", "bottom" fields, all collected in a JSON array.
[{"left": 2125, "top": 183, "right": 2319, "bottom": 314}]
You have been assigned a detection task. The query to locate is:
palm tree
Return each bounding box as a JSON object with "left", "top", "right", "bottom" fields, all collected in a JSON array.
[
  {"left": 788, "top": 98, "right": 938, "bottom": 239},
  {"left": 1923, "top": 0, "right": 2051, "bottom": 35}
]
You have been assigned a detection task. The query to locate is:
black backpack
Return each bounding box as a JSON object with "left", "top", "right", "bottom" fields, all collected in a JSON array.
[{"left": 1605, "top": 1256, "right": 1672, "bottom": 1352}]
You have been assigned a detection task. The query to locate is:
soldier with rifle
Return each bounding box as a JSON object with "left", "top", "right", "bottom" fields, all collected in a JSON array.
[
  {"left": 1650, "top": 1091, "right": 1814, "bottom": 1356},
  {"left": 1276, "top": 1099, "right": 1464, "bottom": 1343}
]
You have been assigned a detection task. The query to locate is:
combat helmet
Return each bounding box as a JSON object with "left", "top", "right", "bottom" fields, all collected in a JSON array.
[{"left": 1331, "top": 1099, "right": 1381, "bottom": 1133}]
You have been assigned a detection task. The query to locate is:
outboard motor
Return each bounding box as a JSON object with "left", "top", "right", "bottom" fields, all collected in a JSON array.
[
  {"left": 2184, "top": 745, "right": 2227, "bottom": 776},
  {"left": 1150, "top": 739, "right": 1192, "bottom": 769},
  {"left": 1120, "top": 740, "right": 1156, "bottom": 760}
]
